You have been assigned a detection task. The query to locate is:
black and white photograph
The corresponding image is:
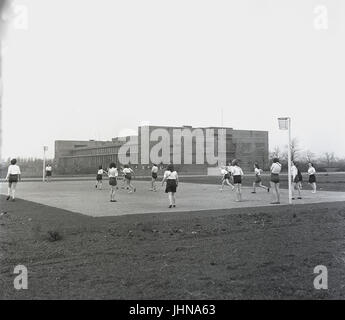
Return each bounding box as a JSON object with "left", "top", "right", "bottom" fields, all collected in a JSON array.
[{"left": 1, "top": 0, "right": 345, "bottom": 308}]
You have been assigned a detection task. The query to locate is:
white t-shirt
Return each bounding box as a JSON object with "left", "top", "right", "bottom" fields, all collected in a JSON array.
[
  {"left": 6, "top": 164, "right": 21, "bottom": 179},
  {"left": 291, "top": 165, "right": 298, "bottom": 179},
  {"left": 308, "top": 167, "right": 316, "bottom": 175},
  {"left": 254, "top": 168, "right": 261, "bottom": 176},
  {"left": 164, "top": 170, "right": 178, "bottom": 180},
  {"left": 151, "top": 166, "right": 158, "bottom": 173},
  {"left": 97, "top": 169, "right": 104, "bottom": 175},
  {"left": 46, "top": 165, "right": 52, "bottom": 172},
  {"left": 271, "top": 162, "right": 282, "bottom": 174},
  {"left": 123, "top": 168, "right": 133, "bottom": 175},
  {"left": 227, "top": 166, "right": 234, "bottom": 174},
  {"left": 108, "top": 167, "right": 118, "bottom": 177},
  {"left": 220, "top": 168, "right": 228, "bottom": 175},
  {"left": 232, "top": 166, "right": 244, "bottom": 176}
]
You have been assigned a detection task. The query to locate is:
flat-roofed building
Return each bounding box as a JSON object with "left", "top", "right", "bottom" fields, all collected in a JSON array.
[{"left": 55, "top": 125, "right": 268, "bottom": 174}]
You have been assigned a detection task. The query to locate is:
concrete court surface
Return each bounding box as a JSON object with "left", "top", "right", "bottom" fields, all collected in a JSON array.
[{"left": 1, "top": 180, "right": 345, "bottom": 217}]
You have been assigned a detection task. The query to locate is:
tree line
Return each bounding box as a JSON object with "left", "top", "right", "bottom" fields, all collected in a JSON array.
[{"left": 270, "top": 138, "right": 345, "bottom": 172}]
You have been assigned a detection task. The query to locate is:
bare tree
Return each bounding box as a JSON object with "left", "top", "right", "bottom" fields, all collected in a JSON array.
[
  {"left": 289, "top": 138, "right": 301, "bottom": 161},
  {"left": 270, "top": 146, "right": 281, "bottom": 159},
  {"left": 304, "top": 150, "right": 315, "bottom": 163},
  {"left": 323, "top": 152, "right": 335, "bottom": 167}
]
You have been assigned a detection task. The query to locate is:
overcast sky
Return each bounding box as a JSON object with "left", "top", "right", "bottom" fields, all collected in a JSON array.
[{"left": 1, "top": 0, "right": 345, "bottom": 159}]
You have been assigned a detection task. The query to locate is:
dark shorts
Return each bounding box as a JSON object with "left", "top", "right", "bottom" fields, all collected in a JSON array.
[
  {"left": 96, "top": 174, "right": 103, "bottom": 181},
  {"left": 46, "top": 171, "right": 52, "bottom": 177},
  {"left": 223, "top": 173, "right": 230, "bottom": 180},
  {"left": 109, "top": 177, "right": 117, "bottom": 186},
  {"left": 255, "top": 175, "right": 262, "bottom": 183},
  {"left": 152, "top": 172, "right": 158, "bottom": 179},
  {"left": 165, "top": 179, "right": 177, "bottom": 193},
  {"left": 309, "top": 174, "right": 316, "bottom": 183},
  {"left": 233, "top": 175, "right": 242, "bottom": 184},
  {"left": 125, "top": 174, "right": 132, "bottom": 181},
  {"left": 294, "top": 176, "right": 302, "bottom": 183},
  {"left": 8, "top": 174, "right": 18, "bottom": 184},
  {"left": 271, "top": 173, "right": 280, "bottom": 184}
]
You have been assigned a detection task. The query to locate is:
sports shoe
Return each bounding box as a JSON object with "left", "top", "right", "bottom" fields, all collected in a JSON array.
[{"left": 6, "top": 196, "right": 10, "bottom": 201}]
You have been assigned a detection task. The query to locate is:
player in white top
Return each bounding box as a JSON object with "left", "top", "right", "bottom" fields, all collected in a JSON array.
[
  {"left": 123, "top": 165, "right": 136, "bottom": 193},
  {"left": 108, "top": 163, "right": 118, "bottom": 202},
  {"left": 252, "top": 163, "right": 269, "bottom": 193},
  {"left": 161, "top": 164, "right": 179, "bottom": 208},
  {"left": 45, "top": 164, "right": 52, "bottom": 182},
  {"left": 231, "top": 159, "right": 244, "bottom": 202},
  {"left": 118, "top": 166, "right": 128, "bottom": 190},
  {"left": 5, "top": 159, "right": 21, "bottom": 201},
  {"left": 150, "top": 163, "right": 159, "bottom": 192},
  {"left": 95, "top": 165, "right": 107, "bottom": 190},
  {"left": 291, "top": 161, "right": 302, "bottom": 200},
  {"left": 307, "top": 162, "right": 317, "bottom": 193},
  {"left": 219, "top": 165, "right": 234, "bottom": 191},
  {"left": 270, "top": 158, "right": 282, "bottom": 204}
]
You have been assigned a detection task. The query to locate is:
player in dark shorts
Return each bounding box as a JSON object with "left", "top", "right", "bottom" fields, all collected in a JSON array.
[
  {"left": 5, "top": 158, "right": 21, "bottom": 202},
  {"left": 95, "top": 165, "right": 106, "bottom": 189},
  {"left": 231, "top": 159, "right": 244, "bottom": 202},
  {"left": 108, "top": 163, "right": 118, "bottom": 202},
  {"left": 252, "top": 163, "right": 269, "bottom": 193},
  {"left": 291, "top": 161, "right": 303, "bottom": 200},
  {"left": 123, "top": 165, "right": 136, "bottom": 193},
  {"left": 45, "top": 164, "right": 52, "bottom": 182},
  {"left": 219, "top": 166, "right": 234, "bottom": 191},
  {"left": 307, "top": 162, "right": 317, "bottom": 193},
  {"left": 162, "top": 164, "right": 179, "bottom": 208},
  {"left": 270, "top": 158, "right": 282, "bottom": 204},
  {"left": 150, "top": 163, "right": 158, "bottom": 191}
]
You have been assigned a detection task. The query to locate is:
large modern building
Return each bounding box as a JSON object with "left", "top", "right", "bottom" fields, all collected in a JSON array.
[{"left": 55, "top": 125, "right": 269, "bottom": 174}]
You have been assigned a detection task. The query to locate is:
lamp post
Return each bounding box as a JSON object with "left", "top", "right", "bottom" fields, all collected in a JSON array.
[
  {"left": 278, "top": 117, "right": 292, "bottom": 204},
  {"left": 43, "top": 146, "right": 48, "bottom": 182}
]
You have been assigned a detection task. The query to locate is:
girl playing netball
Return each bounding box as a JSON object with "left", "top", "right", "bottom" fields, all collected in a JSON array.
[
  {"left": 108, "top": 163, "right": 118, "bottom": 202},
  {"left": 219, "top": 165, "right": 234, "bottom": 191},
  {"left": 291, "top": 161, "right": 302, "bottom": 200},
  {"left": 307, "top": 162, "right": 317, "bottom": 193},
  {"left": 231, "top": 159, "right": 244, "bottom": 202},
  {"left": 150, "top": 163, "right": 158, "bottom": 191},
  {"left": 123, "top": 165, "right": 136, "bottom": 193},
  {"left": 252, "top": 163, "right": 269, "bottom": 193},
  {"left": 5, "top": 158, "right": 21, "bottom": 202},
  {"left": 270, "top": 158, "right": 282, "bottom": 204},
  {"left": 95, "top": 165, "right": 107, "bottom": 190},
  {"left": 162, "top": 164, "right": 179, "bottom": 208},
  {"left": 45, "top": 163, "right": 52, "bottom": 182}
]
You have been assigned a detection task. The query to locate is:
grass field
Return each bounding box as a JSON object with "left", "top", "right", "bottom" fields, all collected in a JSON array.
[
  {"left": 1, "top": 196, "right": 345, "bottom": 299},
  {"left": 1, "top": 173, "right": 345, "bottom": 299}
]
